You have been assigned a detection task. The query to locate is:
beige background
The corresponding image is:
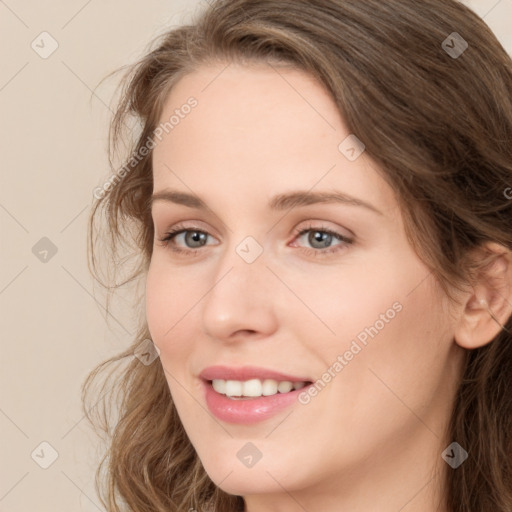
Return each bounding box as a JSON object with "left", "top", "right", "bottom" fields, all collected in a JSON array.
[{"left": 1, "top": 1, "right": 511, "bottom": 510}]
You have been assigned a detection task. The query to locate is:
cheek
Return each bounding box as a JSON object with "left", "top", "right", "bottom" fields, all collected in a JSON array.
[
  {"left": 327, "top": 275, "right": 455, "bottom": 437},
  {"left": 145, "top": 259, "right": 196, "bottom": 355},
  {"left": 278, "top": 256, "right": 411, "bottom": 360},
  {"left": 300, "top": 248, "right": 454, "bottom": 408}
]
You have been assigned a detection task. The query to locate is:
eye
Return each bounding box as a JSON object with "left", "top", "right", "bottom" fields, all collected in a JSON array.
[
  {"left": 156, "top": 224, "right": 216, "bottom": 255},
  {"left": 155, "top": 222, "right": 353, "bottom": 257},
  {"left": 290, "top": 223, "right": 353, "bottom": 256}
]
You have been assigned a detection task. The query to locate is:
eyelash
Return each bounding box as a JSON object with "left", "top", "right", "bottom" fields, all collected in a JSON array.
[{"left": 156, "top": 222, "right": 353, "bottom": 258}]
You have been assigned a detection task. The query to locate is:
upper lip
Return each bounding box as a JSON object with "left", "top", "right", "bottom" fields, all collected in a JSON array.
[{"left": 199, "top": 365, "right": 312, "bottom": 383}]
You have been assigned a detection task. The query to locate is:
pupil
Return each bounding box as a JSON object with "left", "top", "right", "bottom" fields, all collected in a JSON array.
[
  {"left": 187, "top": 231, "right": 206, "bottom": 247},
  {"left": 310, "top": 231, "right": 331, "bottom": 248}
]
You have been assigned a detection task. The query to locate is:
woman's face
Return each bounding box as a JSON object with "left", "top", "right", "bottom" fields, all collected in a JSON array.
[{"left": 147, "top": 62, "right": 466, "bottom": 506}]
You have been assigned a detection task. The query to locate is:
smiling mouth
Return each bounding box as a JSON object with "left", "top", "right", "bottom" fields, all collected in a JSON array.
[{"left": 208, "top": 378, "right": 313, "bottom": 399}]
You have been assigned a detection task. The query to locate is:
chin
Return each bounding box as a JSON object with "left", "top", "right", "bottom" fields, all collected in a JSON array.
[
  {"left": 200, "top": 451, "right": 304, "bottom": 497},
  {"left": 213, "top": 472, "right": 284, "bottom": 497}
]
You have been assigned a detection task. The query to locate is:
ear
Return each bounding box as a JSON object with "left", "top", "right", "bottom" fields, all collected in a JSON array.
[{"left": 454, "top": 242, "right": 512, "bottom": 349}]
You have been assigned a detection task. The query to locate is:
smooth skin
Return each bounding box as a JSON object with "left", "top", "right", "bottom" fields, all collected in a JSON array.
[{"left": 146, "top": 61, "right": 512, "bottom": 512}]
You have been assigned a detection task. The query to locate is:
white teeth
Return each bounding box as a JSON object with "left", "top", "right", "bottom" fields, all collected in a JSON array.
[
  {"left": 211, "top": 378, "right": 309, "bottom": 398},
  {"left": 212, "top": 379, "right": 226, "bottom": 394},
  {"left": 262, "top": 379, "right": 278, "bottom": 396},
  {"left": 242, "top": 379, "right": 263, "bottom": 397},
  {"left": 225, "top": 380, "right": 242, "bottom": 397},
  {"left": 277, "top": 381, "right": 293, "bottom": 393}
]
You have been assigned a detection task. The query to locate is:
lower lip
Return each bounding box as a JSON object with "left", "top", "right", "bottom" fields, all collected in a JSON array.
[{"left": 203, "top": 380, "right": 311, "bottom": 424}]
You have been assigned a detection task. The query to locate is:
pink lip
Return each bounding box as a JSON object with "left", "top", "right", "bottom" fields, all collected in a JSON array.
[{"left": 199, "top": 365, "right": 313, "bottom": 425}]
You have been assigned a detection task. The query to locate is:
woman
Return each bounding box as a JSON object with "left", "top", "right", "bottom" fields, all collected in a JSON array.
[{"left": 84, "top": 0, "right": 512, "bottom": 510}]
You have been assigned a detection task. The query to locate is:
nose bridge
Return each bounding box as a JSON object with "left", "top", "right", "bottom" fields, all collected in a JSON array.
[
  {"left": 213, "top": 232, "right": 269, "bottom": 293},
  {"left": 200, "top": 234, "right": 278, "bottom": 339}
]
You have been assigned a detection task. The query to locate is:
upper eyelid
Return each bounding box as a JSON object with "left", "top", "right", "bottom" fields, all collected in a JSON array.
[
  {"left": 155, "top": 217, "right": 352, "bottom": 235},
  {"left": 163, "top": 224, "right": 219, "bottom": 241},
  {"left": 159, "top": 222, "right": 345, "bottom": 235}
]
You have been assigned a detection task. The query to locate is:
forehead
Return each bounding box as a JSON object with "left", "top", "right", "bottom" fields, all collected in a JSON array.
[
  {"left": 155, "top": 61, "right": 342, "bottom": 154},
  {"left": 151, "top": 62, "right": 397, "bottom": 217},
  {"left": 159, "top": 60, "right": 341, "bottom": 122}
]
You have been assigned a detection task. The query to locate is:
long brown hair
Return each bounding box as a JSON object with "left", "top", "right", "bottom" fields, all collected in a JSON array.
[{"left": 83, "top": 1, "right": 512, "bottom": 510}]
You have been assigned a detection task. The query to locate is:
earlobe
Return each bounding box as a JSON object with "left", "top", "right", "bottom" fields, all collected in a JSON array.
[{"left": 454, "top": 244, "right": 512, "bottom": 350}]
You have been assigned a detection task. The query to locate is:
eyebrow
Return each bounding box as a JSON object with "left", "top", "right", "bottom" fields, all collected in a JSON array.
[{"left": 151, "top": 189, "right": 383, "bottom": 216}]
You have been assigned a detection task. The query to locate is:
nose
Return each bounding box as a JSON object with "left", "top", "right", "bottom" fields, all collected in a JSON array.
[{"left": 200, "top": 243, "right": 279, "bottom": 342}]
